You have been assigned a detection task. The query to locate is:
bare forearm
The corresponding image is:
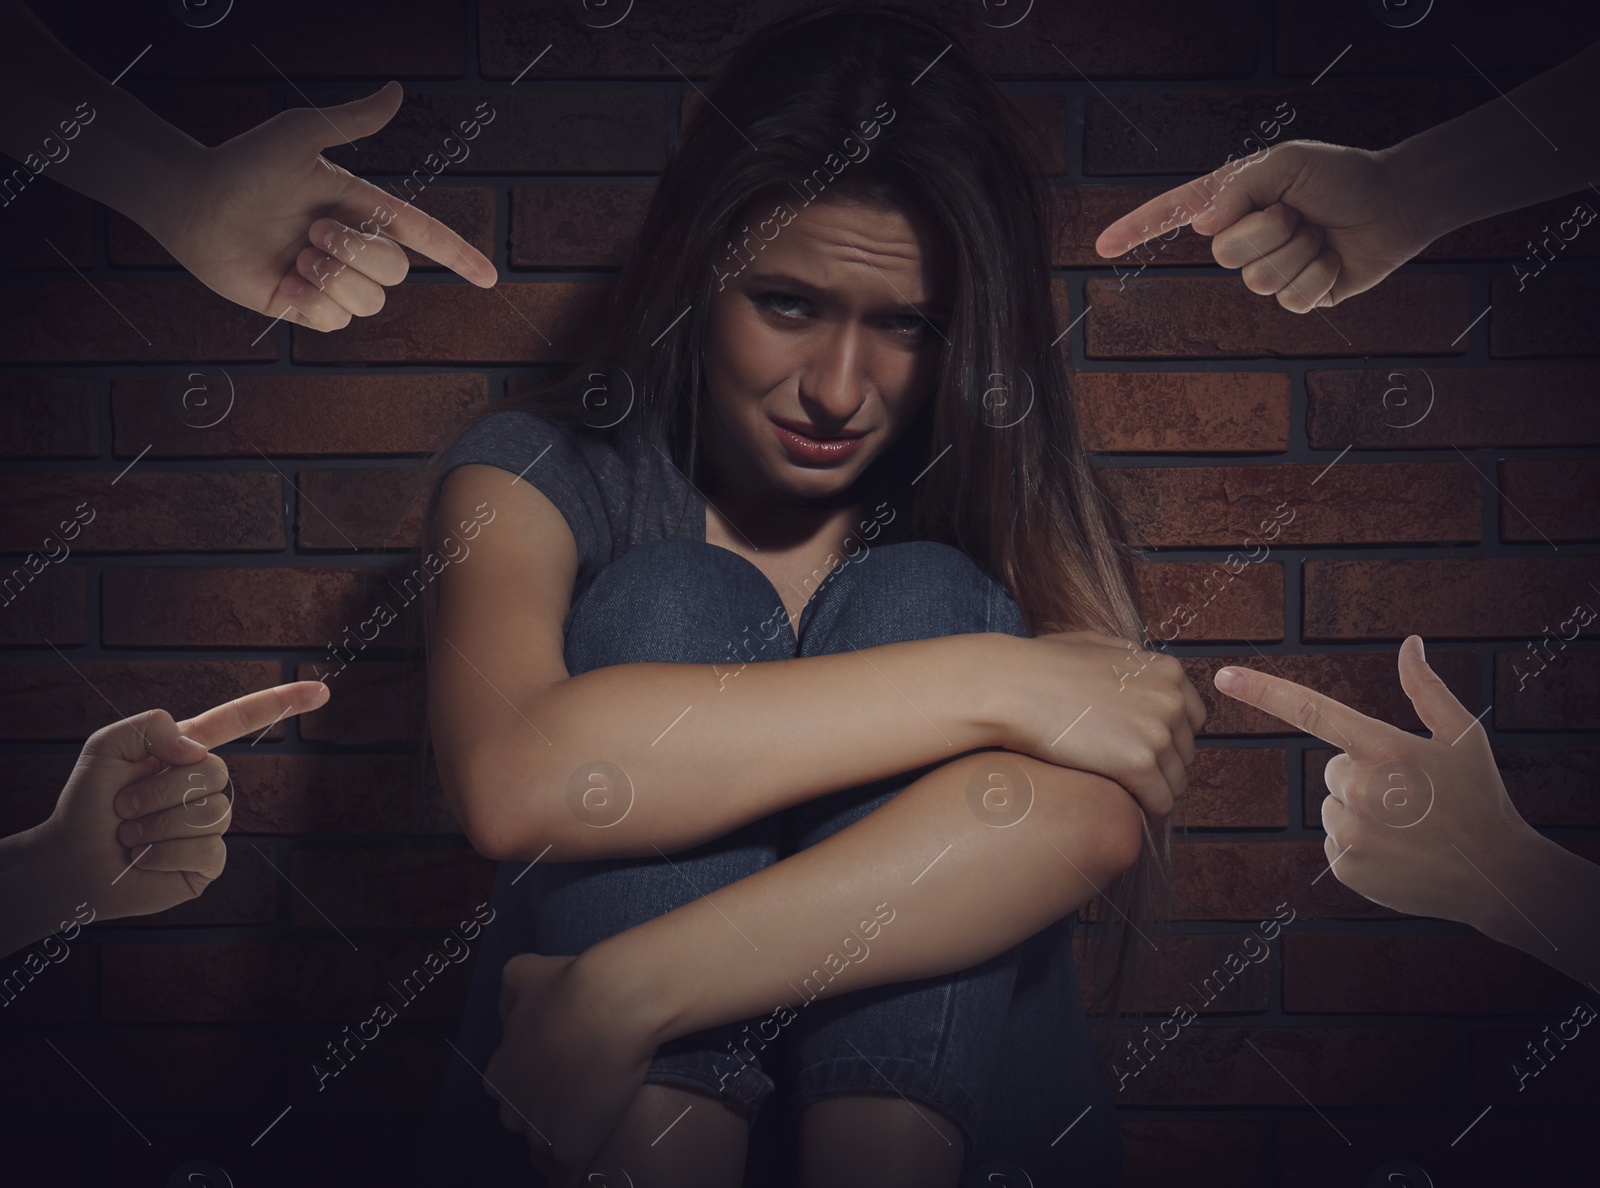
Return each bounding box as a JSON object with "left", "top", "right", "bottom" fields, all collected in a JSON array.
[
  {"left": 576, "top": 749, "right": 1144, "bottom": 1046},
  {"left": 468, "top": 632, "right": 1004, "bottom": 861},
  {"left": 1385, "top": 38, "right": 1600, "bottom": 240},
  {"left": 0, "top": 0, "right": 203, "bottom": 235}
]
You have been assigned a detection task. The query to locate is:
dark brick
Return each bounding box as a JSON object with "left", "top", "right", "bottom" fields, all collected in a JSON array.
[
  {"left": 0, "top": 660, "right": 288, "bottom": 741},
  {"left": 0, "top": 471, "right": 284, "bottom": 553},
  {"left": 1077, "top": 931, "right": 1272, "bottom": 1013},
  {"left": 0, "top": 186, "right": 92, "bottom": 268},
  {"left": 296, "top": 467, "right": 430, "bottom": 551},
  {"left": 1135, "top": 561, "right": 1285, "bottom": 641},
  {"left": 1306, "top": 366, "right": 1600, "bottom": 448},
  {"left": 0, "top": 377, "right": 100, "bottom": 457},
  {"left": 1099, "top": 462, "right": 1480, "bottom": 548},
  {"left": 223, "top": 753, "right": 459, "bottom": 836},
  {"left": 1491, "top": 277, "right": 1600, "bottom": 357},
  {"left": 1496, "top": 651, "right": 1600, "bottom": 732},
  {"left": 1304, "top": 558, "right": 1600, "bottom": 640},
  {"left": 316, "top": 89, "right": 668, "bottom": 175},
  {"left": 1178, "top": 747, "right": 1288, "bottom": 830},
  {"left": 0, "top": 281, "right": 280, "bottom": 364},
  {"left": 1083, "top": 85, "right": 1479, "bottom": 175},
  {"left": 1283, "top": 934, "right": 1579, "bottom": 1015},
  {"left": 1121, "top": 1119, "right": 1262, "bottom": 1188},
  {"left": 287, "top": 848, "right": 494, "bottom": 929},
  {"left": 511, "top": 183, "right": 654, "bottom": 268},
  {"left": 294, "top": 661, "right": 428, "bottom": 745},
  {"left": 1171, "top": 840, "right": 1391, "bottom": 920},
  {"left": 1500, "top": 460, "right": 1600, "bottom": 542},
  {"left": 0, "top": 565, "right": 87, "bottom": 646},
  {"left": 1114, "top": 1026, "right": 1457, "bottom": 1105},
  {"left": 291, "top": 281, "right": 609, "bottom": 364},
  {"left": 1085, "top": 276, "right": 1469, "bottom": 359},
  {"left": 1076, "top": 371, "right": 1291, "bottom": 453},
  {"left": 1186, "top": 649, "right": 1481, "bottom": 737},
  {"left": 112, "top": 372, "right": 489, "bottom": 457}
]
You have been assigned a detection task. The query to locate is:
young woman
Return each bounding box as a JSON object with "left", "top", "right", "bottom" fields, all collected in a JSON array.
[{"left": 419, "top": 6, "right": 1203, "bottom": 1186}]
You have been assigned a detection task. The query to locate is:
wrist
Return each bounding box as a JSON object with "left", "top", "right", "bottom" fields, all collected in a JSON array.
[
  {"left": 571, "top": 932, "right": 687, "bottom": 1049},
  {"left": 1467, "top": 826, "right": 1560, "bottom": 943},
  {"left": 952, "top": 633, "right": 1013, "bottom": 753},
  {"left": 1375, "top": 136, "right": 1461, "bottom": 248},
  {"left": 0, "top": 823, "right": 73, "bottom": 956}
]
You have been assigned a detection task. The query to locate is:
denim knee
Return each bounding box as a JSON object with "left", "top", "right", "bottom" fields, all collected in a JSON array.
[
  {"left": 563, "top": 537, "right": 795, "bottom": 674},
  {"left": 798, "top": 539, "right": 1028, "bottom": 657}
]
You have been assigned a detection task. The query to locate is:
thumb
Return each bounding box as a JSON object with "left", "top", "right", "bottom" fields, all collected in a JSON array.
[
  {"left": 1395, "top": 634, "right": 1476, "bottom": 742},
  {"left": 82, "top": 707, "right": 210, "bottom": 773},
  {"left": 307, "top": 79, "right": 404, "bottom": 149}
]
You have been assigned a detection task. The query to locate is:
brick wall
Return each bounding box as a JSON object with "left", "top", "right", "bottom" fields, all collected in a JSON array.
[{"left": 1, "top": 1, "right": 1596, "bottom": 1185}]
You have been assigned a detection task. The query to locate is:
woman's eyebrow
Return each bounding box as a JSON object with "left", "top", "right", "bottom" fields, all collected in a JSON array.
[{"left": 744, "top": 271, "right": 952, "bottom": 318}]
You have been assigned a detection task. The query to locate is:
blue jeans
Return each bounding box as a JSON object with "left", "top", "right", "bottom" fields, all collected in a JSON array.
[{"left": 425, "top": 537, "right": 1121, "bottom": 1187}]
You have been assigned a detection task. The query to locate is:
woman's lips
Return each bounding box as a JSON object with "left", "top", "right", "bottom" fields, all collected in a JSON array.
[{"left": 769, "top": 418, "right": 868, "bottom": 464}]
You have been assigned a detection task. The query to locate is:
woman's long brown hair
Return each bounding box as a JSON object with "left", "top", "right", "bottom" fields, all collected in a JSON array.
[{"left": 400, "top": 1, "right": 1170, "bottom": 1041}]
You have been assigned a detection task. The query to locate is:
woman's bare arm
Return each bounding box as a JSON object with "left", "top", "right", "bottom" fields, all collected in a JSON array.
[{"left": 428, "top": 463, "right": 1198, "bottom": 863}]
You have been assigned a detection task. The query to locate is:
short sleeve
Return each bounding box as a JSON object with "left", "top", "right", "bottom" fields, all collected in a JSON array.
[{"left": 434, "top": 409, "right": 612, "bottom": 601}]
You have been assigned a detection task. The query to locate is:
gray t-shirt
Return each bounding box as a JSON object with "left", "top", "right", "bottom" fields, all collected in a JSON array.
[
  {"left": 436, "top": 405, "right": 918, "bottom": 635},
  {"left": 435, "top": 408, "right": 705, "bottom": 634}
]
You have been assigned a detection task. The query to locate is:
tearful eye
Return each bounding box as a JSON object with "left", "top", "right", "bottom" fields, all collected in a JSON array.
[{"left": 757, "top": 292, "right": 809, "bottom": 319}]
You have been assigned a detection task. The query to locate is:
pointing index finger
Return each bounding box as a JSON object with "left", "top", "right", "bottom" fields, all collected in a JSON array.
[
  {"left": 174, "top": 681, "right": 331, "bottom": 751},
  {"left": 1093, "top": 178, "right": 1217, "bottom": 259},
  {"left": 1213, "top": 665, "right": 1391, "bottom": 757},
  {"left": 342, "top": 178, "right": 498, "bottom": 288}
]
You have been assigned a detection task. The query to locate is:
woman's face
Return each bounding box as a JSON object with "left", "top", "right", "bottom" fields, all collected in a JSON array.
[{"left": 700, "top": 192, "right": 952, "bottom": 507}]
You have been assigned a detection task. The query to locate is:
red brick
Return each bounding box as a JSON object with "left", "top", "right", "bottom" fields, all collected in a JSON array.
[
  {"left": 1075, "top": 371, "right": 1291, "bottom": 453},
  {"left": 315, "top": 88, "right": 668, "bottom": 175},
  {"left": 1306, "top": 366, "right": 1600, "bottom": 448},
  {"left": 1178, "top": 747, "right": 1288, "bottom": 830},
  {"left": 34, "top": 1, "right": 465, "bottom": 79},
  {"left": 291, "top": 281, "right": 608, "bottom": 364},
  {"left": 1135, "top": 561, "right": 1285, "bottom": 641},
  {"left": 1053, "top": 185, "right": 1216, "bottom": 268},
  {"left": 1121, "top": 1119, "right": 1262, "bottom": 1188},
  {"left": 1002, "top": 92, "right": 1071, "bottom": 175},
  {"left": 0, "top": 189, "right": 92, "bottom": 267},
  {"left": 0, "top": 564, "right": 87, "bottom": 646},
  {"left": 0, "top": 660, "right": 288, "bottom": 741},
  {"left": 1185, "top": 649, "right": 1482, "bottom": 737},
  {"left": 1273, "top": 0, "right": 1600, "bottom": 78},
  {"left": 1, "top": 471, "right": 283, "bottom": 553},
  {"left": 0, "top": 377, "right": 100, "bottom": 457},
  {"left": 1304, "top": 746, "right": 1600, "bottom": 829},
  {"left": 1495, "top": 651, "right": 1600, "bottom": 732},
  {"left": 1490, "top": 277, "right": 1600, "bottom": 357},
  {"left": 0, "top": 281, "right": 280, "bottom": 364},
  {"left": 112, "top": 372, "right": 489, "bottom": 457},
  {"left": 100, "top": 939, "right": 480, "bottom": 1022},
  {"left": 1114, "top": 1026, "right": 1457, "bottom": 1105},
  {"left": 296, "top": 468, "right": 430, "bottom": 551},
  {"left": 111, "top": 186, "right": 496, "bottom": 273},
  {"left": 1304, "top": 558, "right": 1600, "bottom": 640},
  {"left": 294, "top": 661, "right": 428, "bottom": 745},
  {"left": 223, "top": 753, "right": 459, "bottom": 836},
  {"left": 1085, "top": 276, "right": 1469, "bottom": 358},
  {"left": 1077, "top": 931, "right": 1272, "bottom": 1013},
  {"left": 287, "top": 848, "right": 494, "bottom": 929},
  {"left": 1083, "top": 85, "right": 1479, "bottom": 175},
  {"left": 1500, "top": 460, "right": 1600, "bottom": 542},
  {"left": 511, "top": 184, "right": 654, "bottom": 268},
  {"left": 1099, "top": 463, "right": 1480, "bottom": 548},
  {"left": 102, "top": 566, "right": 426, "bottom": 649},
  {"left": 1283, "top": 933, "right": 1579, "bottom": 1015},
  {"left": 1171, "top": 840, "right": 1389, "bottom": 920}
]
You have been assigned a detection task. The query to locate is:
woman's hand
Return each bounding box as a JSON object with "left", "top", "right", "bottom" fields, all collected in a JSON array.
[
  {"left": 987, "top": 630, "right": 1206, "bottom": 820},
  {"left": 1095, "top": 139, "right": 1439, "bottom": 312},
  {"left": 484, "top": 952, "right": 658, "bottom": 1184},
  {"left": 150, "top": 81, "right": 497, "bottom": 332}
]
